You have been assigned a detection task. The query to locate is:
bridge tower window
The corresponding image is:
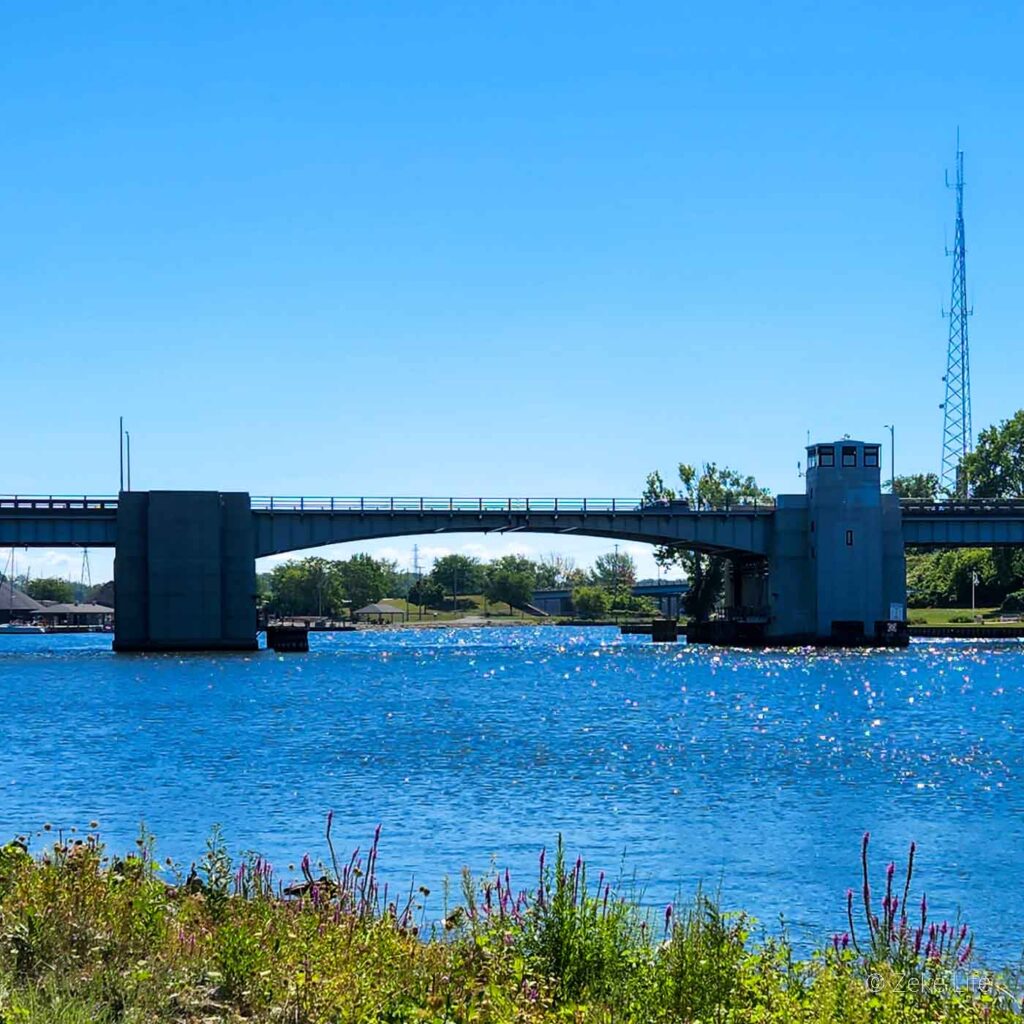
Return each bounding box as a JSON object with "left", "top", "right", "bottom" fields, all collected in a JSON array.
[
  {"left": 863, "top": 446, "right": 880, "bottom": 468},
  {"left": 842, "top": 446, "right": 858, "bottom": 467},
  {"left": 818, "top": 446, "right": 835, "bottom": 468},
  {"left": 846, "top": 529, "right": 854, "bottom": 546}
]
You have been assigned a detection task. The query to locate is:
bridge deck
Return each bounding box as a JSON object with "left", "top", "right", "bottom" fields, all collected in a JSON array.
[
  {"left": 1, "top": 495, "right": 1023, "bottom": 553},
  {"left": 249, "top": 497, "right": 776, "bottom": 557}
]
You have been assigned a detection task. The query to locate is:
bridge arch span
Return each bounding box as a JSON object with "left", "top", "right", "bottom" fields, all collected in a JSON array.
[{"left": 250, "top": 507, "right": 774, "bottom": 561}]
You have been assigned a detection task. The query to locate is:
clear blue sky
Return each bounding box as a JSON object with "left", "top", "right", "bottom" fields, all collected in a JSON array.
[{"left": 4, "top": 2, "right": 1022, "bottom": 581}]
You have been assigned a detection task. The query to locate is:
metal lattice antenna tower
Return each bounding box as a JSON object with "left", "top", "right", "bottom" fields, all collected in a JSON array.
[{"left": 940, "top": 132, "right": 973, "bottom": 494}]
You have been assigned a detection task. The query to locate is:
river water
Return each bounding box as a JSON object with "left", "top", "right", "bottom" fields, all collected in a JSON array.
[{"left": 1, "top": 628, "right": 1021, "bottom": 960}]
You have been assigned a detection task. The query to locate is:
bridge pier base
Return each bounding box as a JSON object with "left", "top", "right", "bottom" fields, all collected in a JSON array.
[{"left": 113, "top": 491, "right": 257, "bottom": 652}]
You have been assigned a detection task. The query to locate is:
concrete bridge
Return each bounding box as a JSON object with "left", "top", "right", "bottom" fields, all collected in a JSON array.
[{"left": 2, "top": 439, "right": 1023, "bottom": 650}]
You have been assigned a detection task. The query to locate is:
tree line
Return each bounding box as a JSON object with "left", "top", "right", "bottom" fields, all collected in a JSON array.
[
  {"left": 894, "top": 409, "right": 1024, "bottom": 611},
  {"left": 0, "top": 575, "right": 111, "bottom": 606},
  {"left": 259, "top": 548, "right": 662, "bottom": 618}
]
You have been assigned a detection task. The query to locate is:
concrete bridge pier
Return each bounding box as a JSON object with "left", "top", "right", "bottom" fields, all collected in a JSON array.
[{"left": 113, "top": 491, "right": 258, "bottom": 652}]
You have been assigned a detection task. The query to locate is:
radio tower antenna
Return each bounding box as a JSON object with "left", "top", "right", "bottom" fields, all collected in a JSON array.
[{"left": 940, "top": 130, "right": 973, "bottom": 494}]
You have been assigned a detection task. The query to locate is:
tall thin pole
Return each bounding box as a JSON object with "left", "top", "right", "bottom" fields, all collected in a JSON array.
[
  {"left": 126, "top": 432, "right": 132, "bottom": 492},
  {"left": 884, "top": 424, "right": 895, "bottom": 491},
  {"left": 119, "top": 417, "right": 125, "bottom": 492}
]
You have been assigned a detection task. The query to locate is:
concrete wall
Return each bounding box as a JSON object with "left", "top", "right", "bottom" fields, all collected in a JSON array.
[
  {"left": 113, "top": 491, "right": 257, "bottom": 652},
  {"left": 766, "top": 496, "right": 815, "bottom": 638}
]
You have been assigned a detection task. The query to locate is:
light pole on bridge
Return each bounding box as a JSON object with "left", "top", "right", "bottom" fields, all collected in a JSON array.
[{"left": 884, "top": 424, "right": 895, "bottom": 493}]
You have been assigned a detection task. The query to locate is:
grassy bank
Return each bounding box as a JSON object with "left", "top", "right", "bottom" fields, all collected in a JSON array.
[
  {"left": 0, "top": 823, "right": 1020, "bottom": 1023},
  {"left": 908, "top": 607, "right": 1003, "bottom": 625}
]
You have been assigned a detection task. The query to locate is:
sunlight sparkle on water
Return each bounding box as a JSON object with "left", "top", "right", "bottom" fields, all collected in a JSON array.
[{"left": 1, "top": 629, "right": 1023, "bottom": 960}]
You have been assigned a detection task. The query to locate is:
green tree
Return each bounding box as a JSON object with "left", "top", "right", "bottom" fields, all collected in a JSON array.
[
  {"left": 408, "top": 576, "right": 445, "bottom": 609},
  {"left": 24, "top": 577, "right": 74, "bottom": 603},
  {"left": 429, "top": 554, "right": 485, "bottom": 599},
  {"left": 610, "top": 592, "right": 657, "bottom": 616},
  {"left": 891, "top": 473, "right": 942, "bottom": 500},
  {"left": 536, "top": 553, "right": 588, "bottom": 589},
  {"left": 267, "top": 557, "right": 345, "bottom": 617},
  {"left": 961, "top": 409, "right": 1024, "bottom": 497},
  {"left": 338, "top": 554, "right": 397, "bottom": 609},
  {"left": 906, "top": 548, "right": 1001, "bottom": 607},
  {"left": 590, "top": 551, "right": 637, "bottom": 589},
  {"left": 572, "top": 585, "right": 611, "bottom": 619},
  {"left": 643, "top": 463, "right": 769, "bottom": 621},
  {"left": 484, "top": 555, "right": 537, "bottom": 613}
]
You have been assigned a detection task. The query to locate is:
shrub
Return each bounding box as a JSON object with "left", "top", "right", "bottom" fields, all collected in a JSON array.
[{"left": 572, "top": 585, "right": 611, "bottom": 619}]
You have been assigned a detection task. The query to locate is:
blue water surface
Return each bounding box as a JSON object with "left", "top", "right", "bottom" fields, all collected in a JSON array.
[{"left": 1, "top": 627, "right": 1022, "bottom": 961}]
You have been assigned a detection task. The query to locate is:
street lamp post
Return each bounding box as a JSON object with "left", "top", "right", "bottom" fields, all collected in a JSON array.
[{"left": 884, "top": 424, "right": 895, "bottom": 492}]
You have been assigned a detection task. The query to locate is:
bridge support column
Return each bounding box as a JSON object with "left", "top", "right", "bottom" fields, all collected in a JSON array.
[{"left": 114, "top": 491, "right": 257, "bottom": 652}]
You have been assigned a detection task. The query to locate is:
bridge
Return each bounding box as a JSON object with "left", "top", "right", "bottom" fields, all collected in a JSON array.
[
  {"left": 4, "top": 494, "right": 1023, "bottom": 554},
  {"left": 2, "top": 440, "right": 1023, "bottom": 650}
]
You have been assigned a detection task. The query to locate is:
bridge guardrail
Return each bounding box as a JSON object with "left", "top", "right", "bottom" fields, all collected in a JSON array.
[
  {"left": 1, "top": 494, "right": 780, "bottom": 514},
  {"left": 249, "top": 496, "right": 778, "bottom": 513},
  {"left": 0, "top": 495, "right": 119, "bottom": 511},
  {"left": 900, "top": 498, "right": 1024, "bottom": 514}
]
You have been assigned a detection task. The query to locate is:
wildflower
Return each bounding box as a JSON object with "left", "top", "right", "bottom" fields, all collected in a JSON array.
[{"left": 861, "top": 832, "right": 874, "bottom": 937}]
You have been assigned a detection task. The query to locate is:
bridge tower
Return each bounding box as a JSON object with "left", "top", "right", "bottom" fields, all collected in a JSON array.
[
  {"left": 759, "top": 440, "right": 906, "bottom": 645},
  {"left": 940, "top": 134, "right": 973, "bottom": 494}
]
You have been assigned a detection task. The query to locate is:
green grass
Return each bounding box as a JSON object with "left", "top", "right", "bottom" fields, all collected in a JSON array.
[
  {"left": 383, "top": 594, "right": 538, "bottom": 622},
  {"left": 0, "top": 825, "right": 1021, "bottom": 1023},
  {"left": 908, "top": 607, "right": 1021, "bottom": 626}
]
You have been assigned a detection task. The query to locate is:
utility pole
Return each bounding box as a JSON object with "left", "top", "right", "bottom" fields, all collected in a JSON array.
[
  {"left": 119, "top": 417, "right": 125, "bottom": 492},
  {"left": 940, "top": 132, "right": 973, "bottom": 494},
  {"left": 412, "top": 544, "right": 423, "bottom": 621}
]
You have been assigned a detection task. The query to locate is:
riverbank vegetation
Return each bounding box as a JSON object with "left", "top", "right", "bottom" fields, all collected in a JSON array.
[
  {"left": 899, "top": 409, "right": 1024, "bottom": 614},
  {"left": 1, "top": 824, "right": 1020, "bottom": 1023},
  {"left": 260, "top": 549, "right": 666, "bottom": 621}
]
